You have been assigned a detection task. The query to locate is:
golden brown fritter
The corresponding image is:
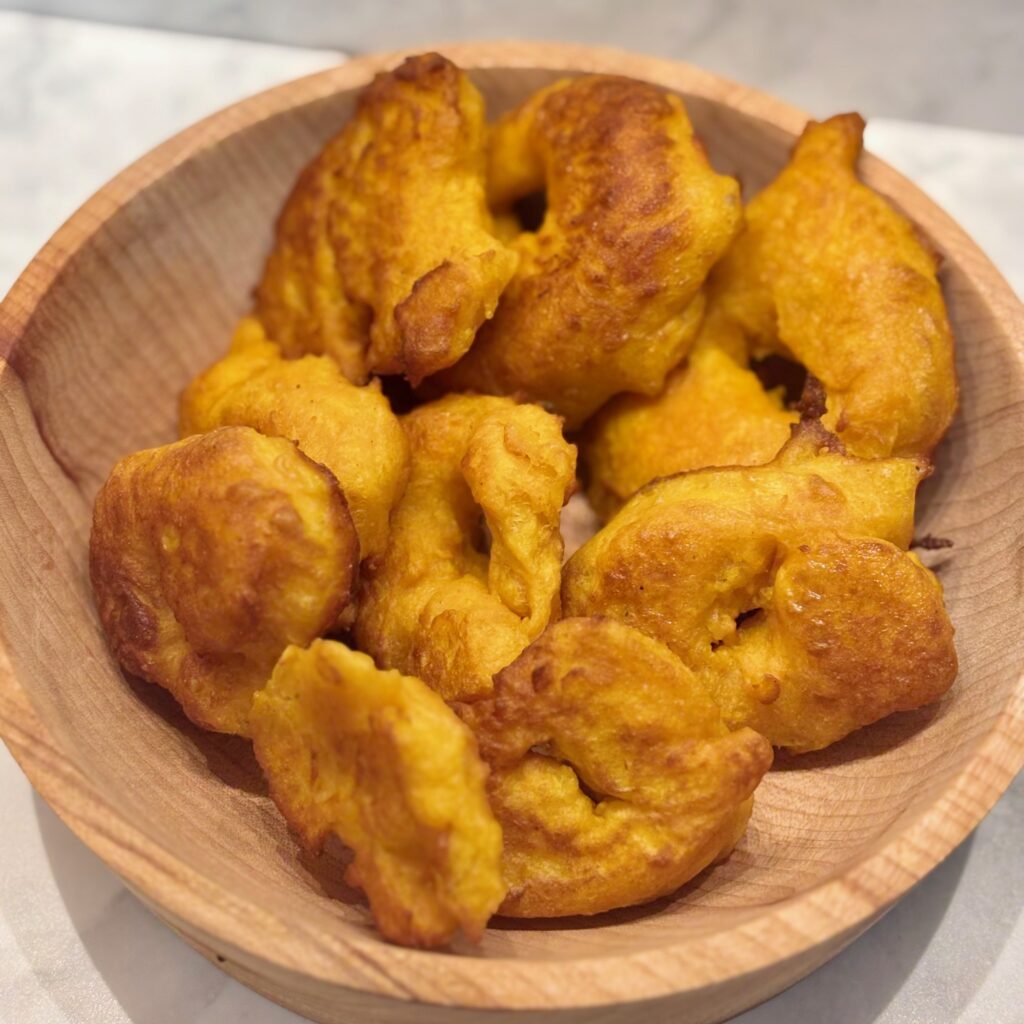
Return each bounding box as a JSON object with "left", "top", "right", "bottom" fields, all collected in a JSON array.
[
  {"left": 255, "top": 53, "right": 517, "bottom": 384},
  {"left": 354, "top": 394, "right": 576, "bottom": 702},
  {"left": 461, "top": 618, "right": 772, "bottom": 917},
  {"left": 254, "top": 126, "right": 370, "bottom": 383},
  {"left": 250, "top": 640, "right": 505, "bottom": 948},
  {"left": 90, "top": 428, "right": 358, "bottom": 735},
  {"left": 86, "top": 62, "right": 968, "bottom": 942},
  {"left": 564, "top": 423, "right": 957, "bottom": 752},
  {"left": 433, "top": 75, "right": 741, "bottom": 428},
  {"left": 713, "top": 113, "right": 957, "bottom": 458},
  {"left": 180, "top": 317, "right": 409, "bottom": 563},
  {"left": 582, "top": 114, "right": 957, "bottom": 515},
  {"left": 581, "top": 115, "right": 956, "bottom": 514},
  {"left": 583, "top": 305, "right": 798, "bottom": 519}
]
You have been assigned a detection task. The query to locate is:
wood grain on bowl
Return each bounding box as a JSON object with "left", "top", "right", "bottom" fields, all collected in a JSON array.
[{"left": 1, "top": 42, "right": 1023, "bottom": 1024}]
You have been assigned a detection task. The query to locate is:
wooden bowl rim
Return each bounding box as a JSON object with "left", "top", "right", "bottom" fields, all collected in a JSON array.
[{"left": 1, "top": 40, "right": 1023, "bottom": 1012}]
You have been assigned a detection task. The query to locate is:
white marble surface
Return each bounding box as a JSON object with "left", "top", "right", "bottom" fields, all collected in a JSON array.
[
  {"left": 1, "top": 12, "right": 1022, "bottom": 1024},
  {"left": 7, "top": 0, "right": 1024, "bottom": 134},
  {"left": 0, "top": 12, "right": 343, "bottom": 296}
]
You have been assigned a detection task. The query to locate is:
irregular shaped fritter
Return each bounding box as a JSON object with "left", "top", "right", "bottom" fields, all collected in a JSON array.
[
  {"left": 583, "top": 114, "right": 958, "bottom": 513},
  {"left": 707, "top": 533, "right": 957, "bottom": 752},
  {"left": 251, "top": 640, "right": 505, "bottom": 947},
  {"left": 354, "top": 394, "right": 576, "bottom": 702},
  {"left": 564, "top": 423, "right": 957, "bottom": 752},
  {"left": 254, "top": 124, "right": 370, "bottom": 383},
  {"left": 256, "top": 52, "right": 517, "bottom": 384},
  {"left": 713, "top": 113, "right": 957, "bottom": 458},
  {"left": 434, "top": 75, "right": 741, "bottom": 427},
  {"left": 180, "top": 317, "right": 409, "bottom": 562},
  {"left": 462, "top": 618, "right": 772, "bottom": 917},
  {"left": 90, "top": 428, "right": 358, "bottom": 735},
  {"left": 583, "top": 305, "right": 798, "bottom": 519}
]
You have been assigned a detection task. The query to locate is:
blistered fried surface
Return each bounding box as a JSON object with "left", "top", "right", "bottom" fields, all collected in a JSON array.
[
  {"left": 434, "top": 75, "right": 741, "bottom": 427},
  {"left": 708, "top": 534, "right": 957, "bottom": 751},
  {"left": 254, "top": 120, "right": 370, "bottom": 383},
  {"left": 462, "top": 618, "right": 772, "bottom": 916},
  {"left": 564, "top": 424, "right": 957, "bottom": 752},
  {"left": 251, "top": 641, "right": 505, "bottom": 947},
  {"left": 257, "top": 53, "right": 516, "bottom": 383},
  {"left": 89, "top": 428, "right": 358, "bottom": 735},
  {"left": 354, "top": 394, "right": 576, "bottom": 702},
  {"left": 180, "top": 317, "right": 409, "bottom": 562},
  {"left": 713, "top": 113, "right": 957, "bottom": 458},
  {"left": 583, "top": 305, "right": 798, "bottom": 518}
]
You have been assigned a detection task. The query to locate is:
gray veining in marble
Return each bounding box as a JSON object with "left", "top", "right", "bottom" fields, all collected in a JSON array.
[
  {"left": 0, "top": 12, "right": 1022, "bottom": 1024},
  {"left": 4, "top": 0, "right": 1024, "bottom": 133}
]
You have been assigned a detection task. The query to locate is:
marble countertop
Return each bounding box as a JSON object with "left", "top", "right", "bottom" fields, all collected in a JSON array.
[
  {"left": 1, "top": 12, "right": 1022, "bottom": 1024},
  {"left": 10, "top": 0, "right": 1024, "bottom": 134}
]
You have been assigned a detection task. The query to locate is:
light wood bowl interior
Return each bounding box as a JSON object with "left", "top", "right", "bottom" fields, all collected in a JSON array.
[{"left": 1, "top": 42, "right": 1022, "bottom": 1024}]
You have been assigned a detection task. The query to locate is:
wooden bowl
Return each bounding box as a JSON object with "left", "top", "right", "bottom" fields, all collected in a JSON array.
[{"left": 1, "top": 41, "right": 1022, "bottom": 1024}]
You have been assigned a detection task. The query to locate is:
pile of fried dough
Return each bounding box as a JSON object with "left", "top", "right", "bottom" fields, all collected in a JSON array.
[{"left": 89, "top": 53, "right": 959, "bottom": 948}]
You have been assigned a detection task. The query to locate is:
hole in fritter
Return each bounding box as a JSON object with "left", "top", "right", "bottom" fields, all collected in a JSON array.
[
  {"left": 468, "top": 512, "right": 493, "bottom": 557},
  {"left": 378, "top": 372, "right": 421, "bottom": 414},
  {"left": 750, "top": 354, "right": 808, "bottom": 408},
  {"left": 735, "top": 607, "right": 763, "bottom": 629},
  {"left": 512, "top": 190, "right": 548, "bottom": 233},
  {"left": 711, "top": 607, "right": 764, "bottom": 651},
  {"left": 574, "top": 773, "right": 606, "bottom": 807}
]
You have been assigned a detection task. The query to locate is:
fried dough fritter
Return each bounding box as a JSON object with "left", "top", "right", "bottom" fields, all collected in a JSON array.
[
  {"left": 354, "top": 394, "right": 576, "bottom": 703},
  {"left": 433, "top": 75, "right": 741, "bottom": 428},
  {"left": 86, "top": 57, "right": 966, "bottom": 942},
  {"left": 564, "top": 423, "right": 957, "bottom": 752},
  {"left": 581, "top": 113, "right": 957, "bottom": 514},
  {"left": 255, "top": 53, "right": 517, "bottom": 384},
  {"left": 583, "top": 305, "right": 798, "bottom": 519},
  {"left": 251, "top": 640, "right": 505, "bottom": 947},
  {"left": 713, "top": 113, "right": 957, "bottom": 459},
  {"left": 254, "top": 128, "right": 369, "bottom": 383},
  {"left": 461, "top": 618, "right": 772, "bottom": 917},
  {"left": 180, "top": 317, "right": 409, "bottom": 562},
  {"left": 90, "top": 427, "right": 358, "bottom": 735}
]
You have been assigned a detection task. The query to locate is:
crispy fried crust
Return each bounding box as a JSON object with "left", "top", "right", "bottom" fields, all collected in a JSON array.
[
  {"left": 580, "top": 114, "right": 957, "bottom": 514},
  {"left": 564, "top": 425, "right": 957, "bottom": 752},
  {"left": 461, "top": 618, "right": 772, "bottom": 916},
  {"left": 711, "top": 113, "right": 957, "bottom": 459},
  {"left": 88, "top": 61, "right": 965, "bottom": 940},
  {"left": 253, "top": 125, "right": 369, "bottom": 382},
  {"left": 250, "top": 640, "right": 506, "bottom": 947},
  {"left": 255, "top": 53, "right": 516, "bottom": 383},
  {"left": 89, "top": 427, "right": 358, "bottom": 735},
  {"left": 433, "top": 75, "right": 741, "bottom": 427},
  {"left": 180, "top": 317, "right": 409, "bottom": 562},
  {"left": 582, "top": 305, "right": 798, "bottom": 518},
  {"left": 354, "top": 394, "right": 576, "bottom": 702},
  {"left": 582, "top": 113, "right": 957, "bottom": 514}
]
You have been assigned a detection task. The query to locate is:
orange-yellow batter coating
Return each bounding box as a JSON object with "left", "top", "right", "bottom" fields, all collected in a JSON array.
[
  {"left": 565, "top": 423, "right": 957, "bottom": 752},
  {"left": 181, "top": 317, "right": 408, "bottom": 562},
  {"left": 255, "top": 53, "right": 516, "bottom": 383},
  {"left": 435, "top": 75, "right": 740, "bottom": 427},
  {"left": 354, "top": 394, "right": 576, "bottom": 702},
  {"left": 90, "top": 427, "right": 358, "bottom": 735},
  {"left": 252, "top": 640, "right": 505, "bottom": 947},
  {"left": 462, "top": 618, "right": 772, "bottom": 916}
]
